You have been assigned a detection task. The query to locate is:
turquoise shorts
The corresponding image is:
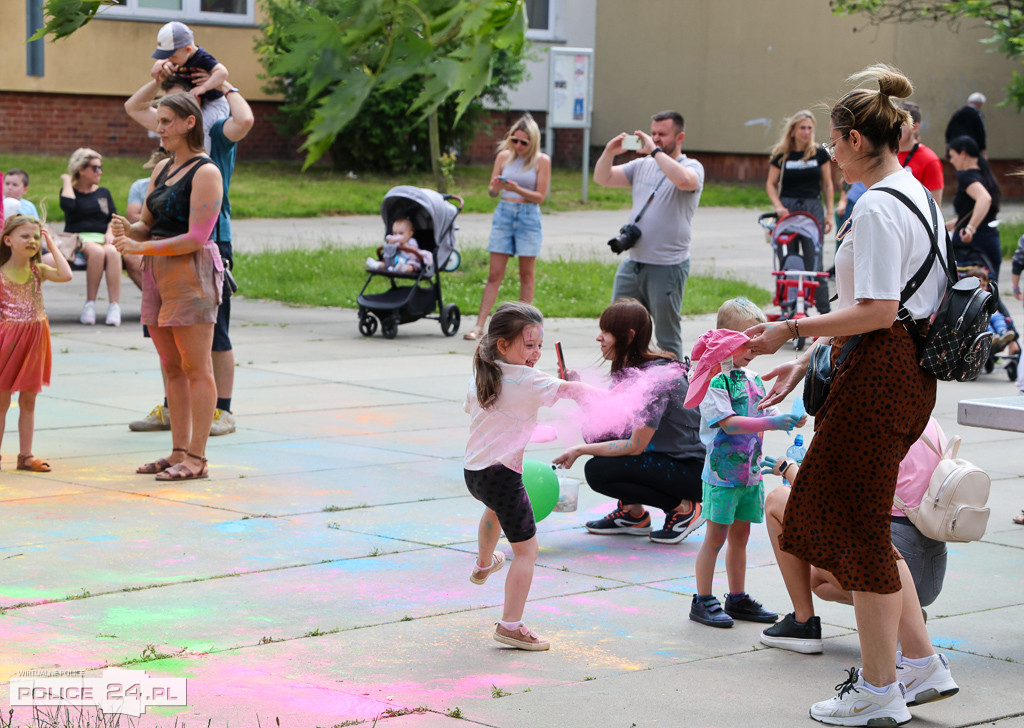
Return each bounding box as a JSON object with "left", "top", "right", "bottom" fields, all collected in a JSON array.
[{"left": 701, "top": 480, "right": 765, "bottom": 526}]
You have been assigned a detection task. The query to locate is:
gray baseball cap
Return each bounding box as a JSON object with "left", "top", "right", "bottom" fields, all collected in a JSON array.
[{"left": 152, "top": 21, "right": 194, "bottom": 60}]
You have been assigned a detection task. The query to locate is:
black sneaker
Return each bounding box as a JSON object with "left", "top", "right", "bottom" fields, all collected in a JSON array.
[
  {"left": 723, "top": 593, "right": 778, "bottom": 623},
  {"left": 760, "top": 612, "right": 823, "bottom": 653},
  {"left": 585, "top": 501, "right": 652, "bottom": 536},
  {"left": 649, "top": 503, "right": 705, "bottom": 544},
  {"left": 689, "top": 594, "right": 733, "bottom": 628}
]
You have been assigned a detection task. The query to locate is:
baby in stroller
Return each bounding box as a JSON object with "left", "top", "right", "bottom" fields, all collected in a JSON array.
[{"left": 366, "top": 218, "right": 434, "bottom": 274}]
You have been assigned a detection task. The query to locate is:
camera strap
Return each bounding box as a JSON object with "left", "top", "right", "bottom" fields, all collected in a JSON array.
[{"left": 633, "top": 174, "right": 667, "bottom": 224}]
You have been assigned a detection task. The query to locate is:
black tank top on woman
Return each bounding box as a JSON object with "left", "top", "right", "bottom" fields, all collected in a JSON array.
[{"left": 146, "top": 156, "right": 213, "bottom": 239}]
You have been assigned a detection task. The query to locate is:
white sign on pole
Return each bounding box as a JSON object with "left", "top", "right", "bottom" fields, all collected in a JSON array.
[{"left": 547, "top": 47, "right": 594, "bottom": 200}]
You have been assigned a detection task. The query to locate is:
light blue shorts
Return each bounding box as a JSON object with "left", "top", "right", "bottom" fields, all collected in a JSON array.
[
  {"left": 488, "top": 200, "right": 543, "bottom": 257},
  {"left": 701, "top": 480, "right": 765, "bottom": 526}
]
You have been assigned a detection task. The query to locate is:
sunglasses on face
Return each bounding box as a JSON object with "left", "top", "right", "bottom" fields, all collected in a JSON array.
[
  {"left": 88, "top": 165, "right": 103, "bottom": 172},
  {"left": 511, "top": 138, "right": 529, "bottom": 146}
]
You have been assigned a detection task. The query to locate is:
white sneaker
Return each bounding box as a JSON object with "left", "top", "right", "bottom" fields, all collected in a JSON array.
[
  {"left": 810, "top": 668, "right": 910, "bottom": 726},
  {"left": 80, "top": 300, "right": 96, "bottom": 325},
  {"left": 897, "top": 651, "right": 959, "bottom": 706},
  {"left": 209, "top": 408, "right": 236, "bottom": 436},
  {"left": 105, "top": 302, "right": 121, "bottom": 326}
]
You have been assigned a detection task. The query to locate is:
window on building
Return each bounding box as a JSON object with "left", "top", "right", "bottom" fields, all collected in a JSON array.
[
  {"left": 525, "top": 0, "right": 562, "bottom": 41},
  {"left": 103, "top": 0, "right": 253, "bottom": 24}
]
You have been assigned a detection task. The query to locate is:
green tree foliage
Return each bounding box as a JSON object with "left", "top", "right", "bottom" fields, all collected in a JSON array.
[
  {"left": 831, "top": 0, "right": 1024, "bottom": 111},
  {"left": 257, "top": 0, "right": 529, "bottom": 170},
  {"left": 30, "top": 0, "right": 113, "bottom": 41}
]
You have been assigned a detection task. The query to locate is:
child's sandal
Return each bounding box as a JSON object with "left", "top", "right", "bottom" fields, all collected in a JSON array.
[{"left": 17, "top": 454, "right": 51, "bottom": 472}]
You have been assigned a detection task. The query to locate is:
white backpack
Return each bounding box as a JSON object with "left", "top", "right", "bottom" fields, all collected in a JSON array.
[{"left": 893, "top": 433, "right": 991, "bottom": 543}]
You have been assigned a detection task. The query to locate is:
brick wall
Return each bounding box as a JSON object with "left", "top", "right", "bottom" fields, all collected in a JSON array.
[
  {"left": 464, "top": 109, "right": 586, "bottom": 168},
  {"left": 0, "top": 91, "right": 302, "bottom": 159}
]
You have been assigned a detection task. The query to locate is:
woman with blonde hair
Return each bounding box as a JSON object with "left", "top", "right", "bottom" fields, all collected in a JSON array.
[
  {"left": 59, "top": 147, "right": 128, "bottom": 326},
  {"left": 766, "top": 111, "right": 835, "bottom": 313},
  {"left": 746, "top": 65, "right": 958, "bottom": 726},
  {"left": 464, "top": 114, "right": 551, "bottom": 340}
]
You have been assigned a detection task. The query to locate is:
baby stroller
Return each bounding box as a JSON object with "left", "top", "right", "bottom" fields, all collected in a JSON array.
[
  {"left": 357, "top": 186, "right": 463, "bottom": 339},
  {"left": 758, "top": 211, "right": 831, "bottom": 351}
]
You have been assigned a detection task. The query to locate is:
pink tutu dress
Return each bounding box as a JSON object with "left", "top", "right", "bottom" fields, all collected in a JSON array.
[{"left": 0, "top": 263, "right": 51, "bottom": 393}]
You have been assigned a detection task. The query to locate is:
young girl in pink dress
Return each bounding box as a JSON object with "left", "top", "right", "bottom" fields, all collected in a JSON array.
[{"left": 0, "top": 214, "right": 73, "bottom": 471}]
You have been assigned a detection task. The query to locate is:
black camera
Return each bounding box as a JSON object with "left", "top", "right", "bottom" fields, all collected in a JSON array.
[{"left": 608, "top": 223, "right": 642, "bottom": 254}]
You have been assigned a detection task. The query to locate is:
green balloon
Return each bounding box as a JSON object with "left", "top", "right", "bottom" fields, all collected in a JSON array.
[{"left": 522, "top": 459, "right": 559, "bottom": 522}]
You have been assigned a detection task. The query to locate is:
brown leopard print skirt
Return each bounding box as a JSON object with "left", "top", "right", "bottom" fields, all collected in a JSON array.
[{"left": 780, "top": 322, "right": 935, "bottom": 594}]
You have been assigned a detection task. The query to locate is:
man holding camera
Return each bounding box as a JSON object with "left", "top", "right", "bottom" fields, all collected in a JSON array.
[{"left": 594, "top": 111, "right": 704, "bottom": 360}]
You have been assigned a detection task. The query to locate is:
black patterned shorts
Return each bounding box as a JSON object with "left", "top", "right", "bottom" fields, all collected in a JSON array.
[{"left": 464, "top": 464, "right": 537, "bottom": 543}]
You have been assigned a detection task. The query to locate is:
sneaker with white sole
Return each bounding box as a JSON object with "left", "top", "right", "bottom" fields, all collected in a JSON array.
[
  {"left": 129, "top": 404, "right": 171, "bottom": 432},
  {"left": 810, "top": 667, "right": 910, "bottom": 726},
  {"left": 80, "top": 300, "right": 96, "bottom": 325},
  {"left": 649, "top": 503, "right": 705, "bottom": 543},
  {"left": 105, "top": 302, "right": 121, "bottom": 326},
  {"left": 469, "top": 552, "right": 505, "bottom": 585},
  {"left": 209, "top": 408, "right": 236, "bottom": 436},
  {"left": 585, "top": 501, "right": 652, "bottom": 535},
  {"left": 897, "top": 651, "right": 959, "bottom": 706},
  {"left": 760, "top": 612, "right": 823, "bottom": 654},
  {"left": 493, "top": 623, "right": 549, "bottom": 651}
]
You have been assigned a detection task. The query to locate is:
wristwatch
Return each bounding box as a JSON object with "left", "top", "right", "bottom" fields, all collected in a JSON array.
[
  {"left": 226, "top": 87, "right": 240, "bottom": 95},
  {"left": 777, "top": 459, "right": 793, "bottom": 475},
  {"left": 651, "top": 147, "right": 662, "bottom": 158}
]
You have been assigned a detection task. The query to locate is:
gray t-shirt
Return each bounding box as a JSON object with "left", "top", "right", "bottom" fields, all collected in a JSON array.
[
  {"left": 621, "top": 154, "right": 705, "bottom": 265},
  {"left": 128, "top": 178, "right": 149, "bottom": 207},
  {"left": 640, "top": 359, "right": 705, "bottom": 461}
]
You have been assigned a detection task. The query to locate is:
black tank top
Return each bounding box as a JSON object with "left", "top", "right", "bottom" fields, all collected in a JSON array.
[{"left": 146, "top": 156, "right": 212, "bottom": 239}]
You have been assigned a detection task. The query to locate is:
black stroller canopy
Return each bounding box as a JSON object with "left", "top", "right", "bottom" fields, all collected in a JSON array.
[{"left": 381, "top": 186, "right": 459, "bottom": 271}]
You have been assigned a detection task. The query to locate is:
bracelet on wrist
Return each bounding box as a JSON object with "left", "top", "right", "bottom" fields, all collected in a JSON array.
[{"left": 794, "top": 318, "right": 800, "bottom": 338}]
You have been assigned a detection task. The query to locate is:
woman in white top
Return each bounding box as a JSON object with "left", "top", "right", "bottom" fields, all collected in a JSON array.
[
  {"left": 745, "top": 65, "right": 958, "bottom": 726},
  {"left": 464, "top": 114, "right": 551, "bottom": 341}
]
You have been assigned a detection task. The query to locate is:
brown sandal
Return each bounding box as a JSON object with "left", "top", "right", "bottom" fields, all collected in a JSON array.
[
  {"left": 17, "top": 454, "right": 51, "bottom": 472},
  {"left": 137, "top": 448, "right": 187, "bottom": 475},
  {"left": 155, "top": 451, "right": 208, "bottom": 481},
  {"left": 1013, "top": 513, "right": 1024, "bottom": 526}
]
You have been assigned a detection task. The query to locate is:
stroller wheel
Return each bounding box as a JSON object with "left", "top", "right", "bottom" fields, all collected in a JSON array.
[
  {"left": 444, "top": 249, "right": 461, "bottom": 272},
  {"left": 381, "top": 313, "right": 399, "bottom": 340},
  {"left": 440, "top": 303, "right": 461, "bottom": 336},
  {"left": 984, "top": 358, "right": 995, "bottom": 375},
  {"left": 794, "top": 337, "right": 806, "bottom": 352},
  {"left": 358, "top": 312, "right": 378, "bottom": 337},
  {"left": 1007, "top": 360, "right": 1018, "bottom": 381}
]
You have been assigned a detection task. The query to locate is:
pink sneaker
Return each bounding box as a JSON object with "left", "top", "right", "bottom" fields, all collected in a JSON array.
[
  {"left": 493, "top": 623, "right": 550, "bottom": 651},
  {"left": 469, "top": 552, "right": 506, "bottom": 585}
]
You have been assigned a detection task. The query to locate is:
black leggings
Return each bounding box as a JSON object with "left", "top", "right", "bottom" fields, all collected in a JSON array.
[{"left": 584, "top": 453, "right": 704, "bottom": 514}]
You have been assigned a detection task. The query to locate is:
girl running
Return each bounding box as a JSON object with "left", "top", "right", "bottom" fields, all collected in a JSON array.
[
  {"left": 465, "top": 302, "right": 595, "bottom": 651},
  {"left": 0, "top": 214, "right": 73, "bottom": 471}
]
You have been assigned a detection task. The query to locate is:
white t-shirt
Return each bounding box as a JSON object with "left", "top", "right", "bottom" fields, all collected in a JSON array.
[
  {"left": 464, "top": 362, "right": 562, "bottom": 473},
  {"left": 834, "top": 169, "right": 948, "bottom": 320}
]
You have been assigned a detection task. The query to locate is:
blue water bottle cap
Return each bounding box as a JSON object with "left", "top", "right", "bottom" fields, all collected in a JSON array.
[{"left": 794, "top": 434, "right": 804, "bottom": 446}]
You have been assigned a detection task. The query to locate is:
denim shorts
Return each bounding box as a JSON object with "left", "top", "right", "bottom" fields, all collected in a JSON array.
[{"left": 487, "top": 200, "right": 543, "bottom": 257}]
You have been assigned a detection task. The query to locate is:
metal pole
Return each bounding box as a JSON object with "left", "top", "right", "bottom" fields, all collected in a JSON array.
[{"left": 582, "top": 127, "right": 590, "bottom": 203}]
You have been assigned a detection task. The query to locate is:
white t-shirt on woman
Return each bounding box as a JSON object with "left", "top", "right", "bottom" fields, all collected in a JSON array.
[{"left": 834, "top": 169, "right": 948, "bottom": 320}]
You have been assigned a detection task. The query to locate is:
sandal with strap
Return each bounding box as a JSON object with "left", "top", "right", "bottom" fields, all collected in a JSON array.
[
  {"left": 1013, "top": 513, "right": 1024, "bottom": 526},
  {"left": 137, "top": 448, "right": 187, "bottom": 475},
  {"left": 17, "top": 454, "right": 51, "bottom": 472},
  {"left": 155, "top": 452, "right": 208, "bottom": 481},
  {"left": 463, "top": 326, "right": 484, "bottom": 341}
]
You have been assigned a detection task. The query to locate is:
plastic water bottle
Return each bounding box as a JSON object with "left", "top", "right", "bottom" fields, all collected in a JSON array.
[{"left": 783, "top": 434, "right": 806, "bottom": 486}]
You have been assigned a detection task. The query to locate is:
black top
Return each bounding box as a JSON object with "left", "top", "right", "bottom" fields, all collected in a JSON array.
[
  {"left": 60, "top": 187, "right": 116, "bottom": 234},
  {"left": 944, "top": 105, "right": 986, "bottom": 151},
  {"left": 953, "top": 169, "right": 999, "bottom": 229},
  {"left": 146, "top": 157, "right": 213, "bottom": 240},
  {"left": 771, "top": 147, "right": 830, "bottom": 200},
  {"left": 177, "top": 46, "right": 224, "bottom": 102}
]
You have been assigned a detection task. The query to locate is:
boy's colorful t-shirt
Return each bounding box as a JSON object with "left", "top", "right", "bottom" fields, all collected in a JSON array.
[{"left": 698, "top": 367, "right": 778, "bottom": 488}]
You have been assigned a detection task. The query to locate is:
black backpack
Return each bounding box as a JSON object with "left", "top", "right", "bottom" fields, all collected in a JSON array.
[{"left": 877, "top": 186, "right": 997, "bottom": 382}]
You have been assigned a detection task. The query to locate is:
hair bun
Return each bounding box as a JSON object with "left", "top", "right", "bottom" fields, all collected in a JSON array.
[{"left": 877, "top": 70, "right": 913, "bottom": 100}]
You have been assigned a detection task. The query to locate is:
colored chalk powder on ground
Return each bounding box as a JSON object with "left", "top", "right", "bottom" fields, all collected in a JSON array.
[{"left": 522, "top": 459, "right": 559, "bottom": 522}]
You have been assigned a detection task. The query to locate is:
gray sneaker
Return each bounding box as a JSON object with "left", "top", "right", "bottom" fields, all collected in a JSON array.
[
  {"left": 129, "top": 404, "right": 171, "bottom": 432},
  {"left": 210, "top": 408, "right": 236, "bottom": 436}
]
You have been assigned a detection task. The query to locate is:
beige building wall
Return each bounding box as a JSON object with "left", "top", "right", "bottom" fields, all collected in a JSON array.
[
  {"left": 594, "top": 0, "right": 1023, "bottom": 159},
  {"left": 1, "top": 6, "right": 272, "bottom": 101}
]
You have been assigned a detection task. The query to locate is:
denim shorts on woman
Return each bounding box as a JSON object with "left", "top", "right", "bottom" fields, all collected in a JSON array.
[{"left": 488, "top": 200, "right": 543, "bottom": 257}]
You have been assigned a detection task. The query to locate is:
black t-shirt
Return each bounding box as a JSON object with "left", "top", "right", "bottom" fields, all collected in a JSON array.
[
  {"left": 59, "top": 187, "right": 116, "bottom": 234},
  {"left": 771, "top": 147, "right": 830, "bottom": 200},
  {"left": 953, "top": 169, "right": 999, "bottom": 228}
]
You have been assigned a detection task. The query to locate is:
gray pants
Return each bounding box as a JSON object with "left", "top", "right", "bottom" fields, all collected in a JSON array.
[
  {"left": 891, "top": 519, "right": 947, "bottom": 608},
  {"left": 612, "top": 258, "right": 690, "bottom": 360}
]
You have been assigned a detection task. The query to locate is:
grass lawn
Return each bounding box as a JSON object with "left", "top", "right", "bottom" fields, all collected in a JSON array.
[
  {"left": 3, "top": 154, "right": 770, "bottom": 221},
  {"left": 235, "top": 246, "right": 772, "bottom": 318}
]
